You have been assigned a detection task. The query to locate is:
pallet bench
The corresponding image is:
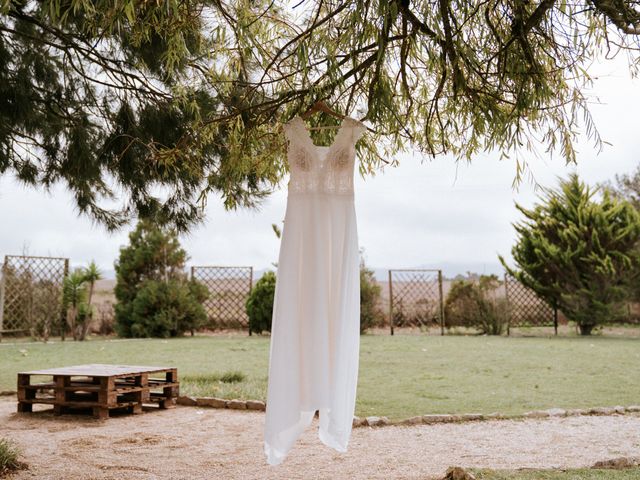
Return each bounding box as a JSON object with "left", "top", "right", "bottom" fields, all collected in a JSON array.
[{"left": 17, "top": 364, "right": 179, "bottom": 419}]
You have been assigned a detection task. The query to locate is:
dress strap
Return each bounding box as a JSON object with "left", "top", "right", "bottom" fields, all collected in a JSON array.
[{"left": 283, "top": 116, "right": 316, "bottom": 153}]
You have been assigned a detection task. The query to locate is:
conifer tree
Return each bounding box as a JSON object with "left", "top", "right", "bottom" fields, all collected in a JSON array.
[
  {"left": 501, "top": 174, "right": 640, "bottom": 335},
  {"left": 114, "top": 220, "right": 208, "bottom": 337},
  {"left": 604, "top": 166, "right": 640, "bottom": 301}
]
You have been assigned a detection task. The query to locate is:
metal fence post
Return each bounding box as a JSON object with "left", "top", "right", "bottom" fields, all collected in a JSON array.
[
  {"left": 504, "top": 272, "right": 511, "bottom": 336},
  {"left": 438, "top": 270, "right": 444, "bottom": 336},
  {"left": 248, "top": 267, "right": 253, "bottom": 336},
  {"left": 0, "top": 258, "right": 5, "bottom": 342},
  {"left": 61, "top": 258, "right": 69, "bottom": 341},
  {"left": 189, "top": 265, "right": 195, "bottom": 337},
  {"left": 388, "top": 270, "right": 394, "bottom": 336}
]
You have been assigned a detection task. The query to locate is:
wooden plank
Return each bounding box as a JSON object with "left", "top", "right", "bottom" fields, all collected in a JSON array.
[
  {"left": 20, "top": 383, "right": 161, "bottom": 393},
  {"left": 19, "top": 364, "right": 176, "bottom": 377},
  {"left": 21, "top": 382, "right": 57, "bottom": 390},
  {"left": 17, "top": 373, "right": 31, "bottom": 388},
  {"left": 19, "top": 398, "right": 143, "bottom": 408},
  {"left": 17, "top": 402, "right": 32, "bottom": 413},
  {"left": 20, "top": 398, "right": 56, "bottom": 404},
  {"left": 54, "top": 376, "right": 67, "bottom": 406},
  {"left": 92, "top": 407, "right": 109, "bottom": 420},
  {"left": 99, "top": 376, "right": 115, "bottom": 407}
]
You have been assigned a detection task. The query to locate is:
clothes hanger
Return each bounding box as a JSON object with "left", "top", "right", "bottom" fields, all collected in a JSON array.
[
  {"left": 286, "top": 100, "right": 388, "bottom": 164},
  {"left": 299, "top": 100, "right": 359, "bottom": 130}
]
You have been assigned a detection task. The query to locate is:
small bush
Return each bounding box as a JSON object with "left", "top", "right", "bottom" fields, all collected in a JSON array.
[
  {"left": 247, "top": 258, "right": 386, "bottom": 335},
  {"left": 246, "top": 271, "right": 276, "bottom": 334},
  {"left": 360, "top": 258, "right": 385, "bottom": 333},
  {"left": 96, "top": 301, "right": 116, "bottom": 335},
  {"left": 0, "top": 438, "right": 25, "bottom": 476},
  {"left": 126, "top": 279, "right": 208, "bottom": 338},
  {"left": 444, "top": 275, "right": 507, "bottom": 335}
]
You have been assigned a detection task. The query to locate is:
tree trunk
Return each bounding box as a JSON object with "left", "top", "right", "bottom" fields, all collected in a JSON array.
[
  {"left": 80, "top": 312, "right": 92, "bottom": 341},
  {"left": 67, "top": 307, "right": 78, "bottom": 341},
  {"left": 579, "top": 323, "right": 596, "bottom": 335}
]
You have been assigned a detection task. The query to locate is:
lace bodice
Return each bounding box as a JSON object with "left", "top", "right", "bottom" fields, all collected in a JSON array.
[{"left": 283, "top": 115, "right": 366, "bottom": 195}]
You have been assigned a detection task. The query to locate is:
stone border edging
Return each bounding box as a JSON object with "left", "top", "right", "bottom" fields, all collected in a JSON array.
[
  {"left": 178, "top": 395, "right": 266, "bottom": 411},
  {"left": 4, "top": 390, "right": 637, "bottom": 428},
  {"left": 175, "top": 395, "right": 640, "bottom": 428}
]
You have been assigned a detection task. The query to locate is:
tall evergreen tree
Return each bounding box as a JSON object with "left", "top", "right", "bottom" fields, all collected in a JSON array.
[
  {"left": 114, "top": 220, "right": 208, "bottom": 338},
  {"left": 501, "top": 174, "right": 640, "bottom": 334},
  {"left": 603, "top": 166, "right": 640, "bottom": 301}
]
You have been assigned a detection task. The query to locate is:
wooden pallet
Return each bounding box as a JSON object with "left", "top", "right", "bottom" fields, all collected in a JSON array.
[{"left": 17, "top": 364, "right": 179, "bottom": 419}]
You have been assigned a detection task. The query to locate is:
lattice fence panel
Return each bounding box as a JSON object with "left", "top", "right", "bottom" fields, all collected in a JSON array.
[
  {"left": 504, "top": 274, "right": 556, "bottom": 330},
  {"left": 388, "top": 269, "right": 444, "bottom": 335},
  {"left": 0, "top": 255, "right": 69, "bottom": 337},
  {"left": 191, "top": 266, "right": 253, "bottom": 329}
]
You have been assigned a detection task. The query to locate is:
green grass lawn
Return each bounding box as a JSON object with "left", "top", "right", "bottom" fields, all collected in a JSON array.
[
  {"left": 1, "top": 333, "right": 638, "bottom": 420},
  {"left": 469, "top": 468, "right": 640, "bottom": 479}
]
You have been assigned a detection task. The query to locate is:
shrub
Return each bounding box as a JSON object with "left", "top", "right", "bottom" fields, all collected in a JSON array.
[
  {"left": 0, "top": 438, "right": 25, "bottom": 476},
  {"left": 360, "top": 258, "right": 385, "bottom": 333},
  {"left": 115, "top": 220, "right": 208, "bottom": 338},
  {"left": 246, "top": 271, "right": 276, "bottom": 334},
  {"left": 127, "top": 279, "right": 208, "bottom": 338},
  {"left": 62, "top": 261, "right": 103, "bottom": 341},
  {"left": 96, "top": 301, "right": 116, "bottom": 335},
  {"left": 248, "top": 256, "right": 385, "bottom": 335},
  {"left": 444, "top": 275, "right": 507, "bottom": 335},
  {"left": 501, "top": 174, "right": 640, "bottom": 335}
]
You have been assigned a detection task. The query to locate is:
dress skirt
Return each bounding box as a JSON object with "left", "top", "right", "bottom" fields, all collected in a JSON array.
[{"left": 263, "top": 190, "right": 361, "bottom": 465}]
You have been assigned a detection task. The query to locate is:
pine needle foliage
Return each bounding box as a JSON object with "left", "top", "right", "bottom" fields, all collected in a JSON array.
[{"left": 1, "top": 1, "right": 640, "bottom": 230}]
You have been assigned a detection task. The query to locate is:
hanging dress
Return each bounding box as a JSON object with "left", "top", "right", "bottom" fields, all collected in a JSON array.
[{"left": 264, "top": 115, "right": 367, "bottom": 465}]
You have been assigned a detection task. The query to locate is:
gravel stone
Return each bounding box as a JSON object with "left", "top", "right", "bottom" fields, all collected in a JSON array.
[
  {"left": 544, "top": 408, "right": 567, "bottom": 417},
  {"left": 197, "top": 397, "right": 227, "bottom": 408},
  {"left": 177, "top": 396, "right": 198, "bottom": 406},
  {"left": 589, "top": 407, "right": 616, "bottom": 415},
  {"left": 524, "top": 410, "right": 550, "bottom": 418},
  {"left": 399, "top": 416, "right": 424, "bottom": 426},
  {"left": 246, "top": 400, "right": 266, "bottom": 411},
  {"left": 460, "top": 413, "right": 483, "bottom": 421},
  {"left": 422, "top": 414, "right": 455, "bottom": 423},
  {"left": 227, "top": 399, "right": 247, "bottom": 410}
]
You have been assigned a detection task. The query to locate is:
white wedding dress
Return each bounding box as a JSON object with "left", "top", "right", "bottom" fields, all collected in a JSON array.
[{"left": 264, "top": 115, "right": 367, "bottom": 465}]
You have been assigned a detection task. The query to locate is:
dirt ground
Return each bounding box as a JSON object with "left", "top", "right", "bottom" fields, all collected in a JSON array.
[{"left": 1, "top": 398, "right": 639, "bottom": 480}]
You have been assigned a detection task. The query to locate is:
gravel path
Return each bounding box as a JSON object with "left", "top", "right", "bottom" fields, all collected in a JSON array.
[{"left": 1, "top": 399, "right": 639, "bottom": 479}]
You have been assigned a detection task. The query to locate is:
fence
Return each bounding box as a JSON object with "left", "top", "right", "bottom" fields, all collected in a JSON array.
[
  {"left": 191, "top": 266, "right": 253, "bottom": 330},
  {"left": 504, "top": 274, "right": 557, "bottom": 334},
  {"left": 0, "top": 255, "right": 69, "bottom": 340},
  {"left": 0, "top": 257, "right": 582, "bottom": 338},
  {"left": 388, "top": 269, "right": 444, "bottom": 335}
]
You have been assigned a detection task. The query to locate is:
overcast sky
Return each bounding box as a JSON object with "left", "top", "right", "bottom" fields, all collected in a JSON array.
[{"left": 1, "top": 55, "right": 638, "bottom": 279}]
